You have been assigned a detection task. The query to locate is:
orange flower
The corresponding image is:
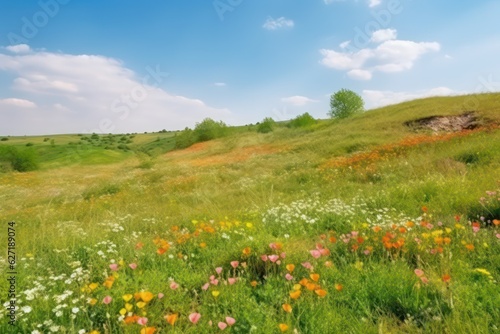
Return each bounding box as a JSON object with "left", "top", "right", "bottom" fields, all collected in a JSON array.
[
  {"left": 373, "top": 226, "right": 382, "bottom": 233},
  {"left": 443, "top": 237, "right": 451, "bottom": 245},
  {"left": 286, "top": 264, "right": 295, "bottom": 272},
  {"left": 165, "top": 313, "right": 178, "bottom": 326},
  {"left": 493, "top": 219, "right": 500, "bottom": 226},
  {"left": 306, "top": 283, "right": 317, "bottom": 291},
  {"left": 103, "top": 276, "right": 115, "bottom": 289},
  {"left": 282, "top": 303, "right": 292, "bottom": 313},
  {"left": 315, "top": 289, "right": 327, "bottom": 297},
  {"left": 329, "top": 236, "right": 337, "bottom": 243},
  {"left": 140, "top": 291, "right": 154, "bottom": 303},
  {"left": 442, "top": 274, "right": 451, "bottom": 283},
  {"left": 124, "top": 315, "right": 140, "bottom": 324},
  {"left": 242, "top": 247, "right": 251, "bottom": 256},
  {"left": 465, "top": 244, "right": 475, "bottom": 251},
  {"left": 335, "top": 284, "right": 343, "bottom": 292},
  {"left": 200, "top": 242, "right": 207, "bottom": 248},
  {"left": 250, "top": 281, "right": 258, "bottom": 287},
  {"left": 406, "top": 221, "right": 415, "bottom": 228},
  {"left": 310, "top": 273, "right": 320, "bottom": 282},
  {"left": 279, "top": 324, "right": 289, "bottom": 332},
  {"left": 157, "top": 248, "right": 167, "bottom": 255},
  {"left": 290, "top": 290, "right": 301, "bottom": 299},
  {"left": 135, "top": 242, "right": 144, "bottom": 249},
  {"left": 398, "top": 227, "right": 407, "bottom": 234},
  {"left": 140, "top": 327, "right": 156, "bottom": 334}
]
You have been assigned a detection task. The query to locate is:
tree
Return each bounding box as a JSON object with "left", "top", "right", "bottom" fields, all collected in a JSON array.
[
  {"left": 287, "top": 113, "right": 316, "bottom": 128},
  {"left": 257, "top": 117, "right": 276, "bottom": 133},
  {"left": 194, "top": 118, "right": 228, "bottom": 142},
  {"left": 329, "top": 89, "right": 364, "bottom": 119}
]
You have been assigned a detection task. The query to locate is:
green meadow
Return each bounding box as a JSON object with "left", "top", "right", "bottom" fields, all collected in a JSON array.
[{"left": 1, "top": 93, "right": 499, "bottom": 333}]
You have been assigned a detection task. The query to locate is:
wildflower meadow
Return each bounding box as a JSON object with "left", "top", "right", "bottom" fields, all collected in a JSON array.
[{"left": 1, "top": 94, "right": 500, "bottom": 333}]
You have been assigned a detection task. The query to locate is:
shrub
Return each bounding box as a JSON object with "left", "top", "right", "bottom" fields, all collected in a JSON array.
[
  {"left": 287, "top": 112, "right": 316, "bottom": 128},
  {"left": 0, "top": 146, "right": 39, "bottom": 172},
  {"left": 194, "top": 118, "right": 228, "bottom": 142},
  {"left": 257, "top": 117, "right": 276, "bottom": 133},
  {"left": 175, "top": 128, "right": 196, "bottom": 149},
  {"left": 1, "top": 137, "right": 9, "bottom": 141},
  {"left": 329, "top": 89, "right": 364, "bottom": 119}
]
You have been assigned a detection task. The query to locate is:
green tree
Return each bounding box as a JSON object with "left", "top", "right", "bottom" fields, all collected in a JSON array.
[
  {"left": 257, "top": 117, "right": 276, "bottom": 133},
  {"left": 287, "top": 113, "right": 316, "bottom": 128},
  {"left": 194, "top": 118, "right": 228, "bottom": 142},
  {"left": 329, "top": 89, "right": 364, "bottom": 119}
]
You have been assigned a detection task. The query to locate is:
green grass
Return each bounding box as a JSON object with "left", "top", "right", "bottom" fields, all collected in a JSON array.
[{"left": 0, "top": 93, "right": 499, "bottom": 333}]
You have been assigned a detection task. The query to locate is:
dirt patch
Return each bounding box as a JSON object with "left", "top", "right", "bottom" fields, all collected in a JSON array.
[{"left": 405, "top": 112, "right": 480, "bottom": 132}]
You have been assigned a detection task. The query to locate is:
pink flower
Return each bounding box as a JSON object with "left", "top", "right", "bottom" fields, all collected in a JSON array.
[
  {"left": 285, "top": 273, "right": 293, "bottom": 281},
  {"left": 276, "top": 260, "right": 281, "bottom": 265},
  {"left": 230, "top": 261, "right": 239, "bottom": 269},
  {"left": 414, "top": 269, "right": 424, "bottom": 277},
  {"left": 268, "top": 255, "right": 279, "bottom": 263},
  {"left": 228, "top": 278, "right": 237, "bottom": 285},
  {"left": 473, "top": 226, "right": 480, "bottom": 233},
  {"left": 109, "top": 263, "right": 118, "bottom": 271},
  {"left": 315, "top": 243, "right": 324, "bottom": 250},
  {"left": 189, "top": 312, "right": 201, "bottom": 324},
  {"left": 414, "top": 238, "right": 422, "bottom": 244},
  {"left": 202, "top": 283, "right": 210, "bottom": 290},
  {"left": 320, "top": 248, "right": 330, "bottom": 256},
  {"left": 426, "top": 224, "right": 434, "bottom": 230},
  {"left": 211, "top": 279, "right": 219, "bottom": 286},
  {"left": 301, "top": 262, "right": 313, "bottom": 270},
  {"left": 218, "top": 322, "right": 227, "bottom": 330},
  {"left": 216, "top": 267, "right": 223, "bottom": 275},
  {"left": 137, "top": 317, "right": 148, "bottom": 326},
  {"left": 210, "top": 275, "right": 215, "bottom": 281},
  {"left": 225, "top": 317, "right": 236, "bottom": 326},
  {"left": 310, "top": 250, "right": 321, "bottom": 259},
  {"left": 260, "top": 254, "right": 268, "bottom": 262},
  {"left": 351, "top": 231, "right": 359, "bottom": 237},
  {"left": 280, "top": 252, "right": 286, "bottom": 259},
  {"left": 128, "top": 263, "right": 137, "bottom": 270},
  {"left": 170, "top": 281, "right": 179, "bottom": 290},
  {"left": 496, "top": 233, "right": 500, "bottom": 239},
  {"left": 269, "top": 243, "right": 278, "bottom": 250},
  {"left": 158, "top": 293, "right": 165, "bottom": 299},
  {"left": 103, "top": 296, "right": 112, "bottom": 304},
  {"left": 420, "top": 276, "right": 429, "bottom": 284},
  {"left": 363, "top": 249, "right": 371, "bottom": 256}
]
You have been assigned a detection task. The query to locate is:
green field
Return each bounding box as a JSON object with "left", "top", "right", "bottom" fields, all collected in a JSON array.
[{"left": 1, "top": 93, "right": 499, "bottom": 333}]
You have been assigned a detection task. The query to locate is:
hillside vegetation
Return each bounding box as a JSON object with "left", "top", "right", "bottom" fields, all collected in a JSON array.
[{"left": 0, "top": 93, "right": 499, "bottom": 333}]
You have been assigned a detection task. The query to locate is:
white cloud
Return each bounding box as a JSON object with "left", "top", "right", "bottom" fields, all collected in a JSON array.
[
  {"left": 213, "top": 82, "right": 226, "bottom": 87},
  {"left": 320, "top": 30, "right": 440, "bottom": 80},
  {"left": 339, "top": 40, "right": 351, "bottom": 49},
  {"left": 263, "top": 17, "right": 294, "bottom": 30},
  {"left": 0, "top": 98, "right": 37, "bottom": 108},
  {"left": 281, "top": 96, "right": 317, "bottom": 106},
  {"left": 370, "top": 28, "right": 397, "bottom": 43},
  {"left": 5, "top": 44, "right": 31, "bottom": 54},
  {"left": 0, "top": 48, "right": 231, "bottom": 135},
  {"left": 368, "top": 0, "right": 381, "bottom": 8},
  {"left": 347, "top": 69, "right": 372, "bottom": 80},
  {"left": 363, "top": 87, "right": 459, "bottom": 108}
]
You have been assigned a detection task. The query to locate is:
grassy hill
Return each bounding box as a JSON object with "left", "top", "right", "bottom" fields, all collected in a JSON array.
[{"left": 0, "top": 93, "right": 499, "bottom": 333}]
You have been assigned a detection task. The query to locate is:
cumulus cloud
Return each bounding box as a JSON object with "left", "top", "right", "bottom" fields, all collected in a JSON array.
[
  {"left": 362, "top": 87, "right": 459, "bottom": 108},
  {"left": 320, "top": 29, "right": 440, "bottom": 80},
  {"left": 281, "top": 96, "right": 318, "bottom": 106},
  {"left": 5, "top": 44, "right": 31, "bottom": 54},
  {"left": 263, "top": 17, "right": 294, "bottom": 30},
  {"left": 370, "top": 28, "right": 397, "bottom": 43},
  {"left": 0, "top": 98, "right": 37, "bottom": 108},
  {"left": 368, "top": 0, "right": 382, "bottom": 8},
  {"left": 0, "top": 45, "right": 231, "bottom": 135}
]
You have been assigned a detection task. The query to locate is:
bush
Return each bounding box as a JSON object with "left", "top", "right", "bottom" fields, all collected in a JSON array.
[
  {"left": 287, "top": 113, "right": 316, "bottom": 128},
  {"left": 329, "top": 89, "right": 364, "bottom": 119},
  {"left": 257, "top": 117, "right": 276, "bottom": 133},
  {"left": 1, "top": 137, "right": 9, "bottom": 141},
  {"left": 175, "top": 128, "right": 196, "bottom": 149},
  {"left": 194, "top": 118, "right": 228, "bottom": 142},
  {"left": 0, "top": 146, "right": 39, "bottom": 172}
]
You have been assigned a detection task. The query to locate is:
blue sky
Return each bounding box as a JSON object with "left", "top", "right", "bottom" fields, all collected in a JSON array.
[{"left": 0, "top": 0, "right": 499, "bottom": 135}]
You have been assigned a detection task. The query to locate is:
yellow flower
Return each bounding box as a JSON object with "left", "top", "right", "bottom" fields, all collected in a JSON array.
[
  {"left": 122, "top": 294, "right": 133, "bottom": 302},
  {"left": 354, "top": 261, "right": 364, "bottom": 271},
  {"left": 212, "top": 291, "right": 220, "bottom": 298},
  {"left": 89, "top": 283, "right": 99, "bottom": 291},
  {"left": 246, "top": 222, "right": 254, "bottom": 229},
  {"left": 140, "top": 291, "right": 154, "bottom": 303},
  {"left": 89, "top": 331, "right": 100, "bottom": 334},
  {"left": 88, "top": 298, "right": 97, "bottom": 306},
  {"left": 445, "top": 228, "right": 452, "bottom": 234},
  {"left": 136, "top": 302, "right": 146, "bottom": 309},
  {"left": 474, "top": 268, "right": 492, "bottom": 276},
  {"left": 125, "top": 303, "right": 133, "bottom": 311},
  {"left": 119, "top": 308, "right": 127, "bottom": 315},
  {"left": 293, "top": 284, "right": 302, "bottom": 291},
  {"left": 279, "top": 324, "right": 289, "bottom": 332},
  {"left": 282, "top": 303, "right": 292, "bottom": 313}
]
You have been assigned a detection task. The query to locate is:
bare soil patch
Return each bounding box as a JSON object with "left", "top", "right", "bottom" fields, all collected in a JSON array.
[{"left": 405, "top": 112, "right": 480, "bottom": 132}]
